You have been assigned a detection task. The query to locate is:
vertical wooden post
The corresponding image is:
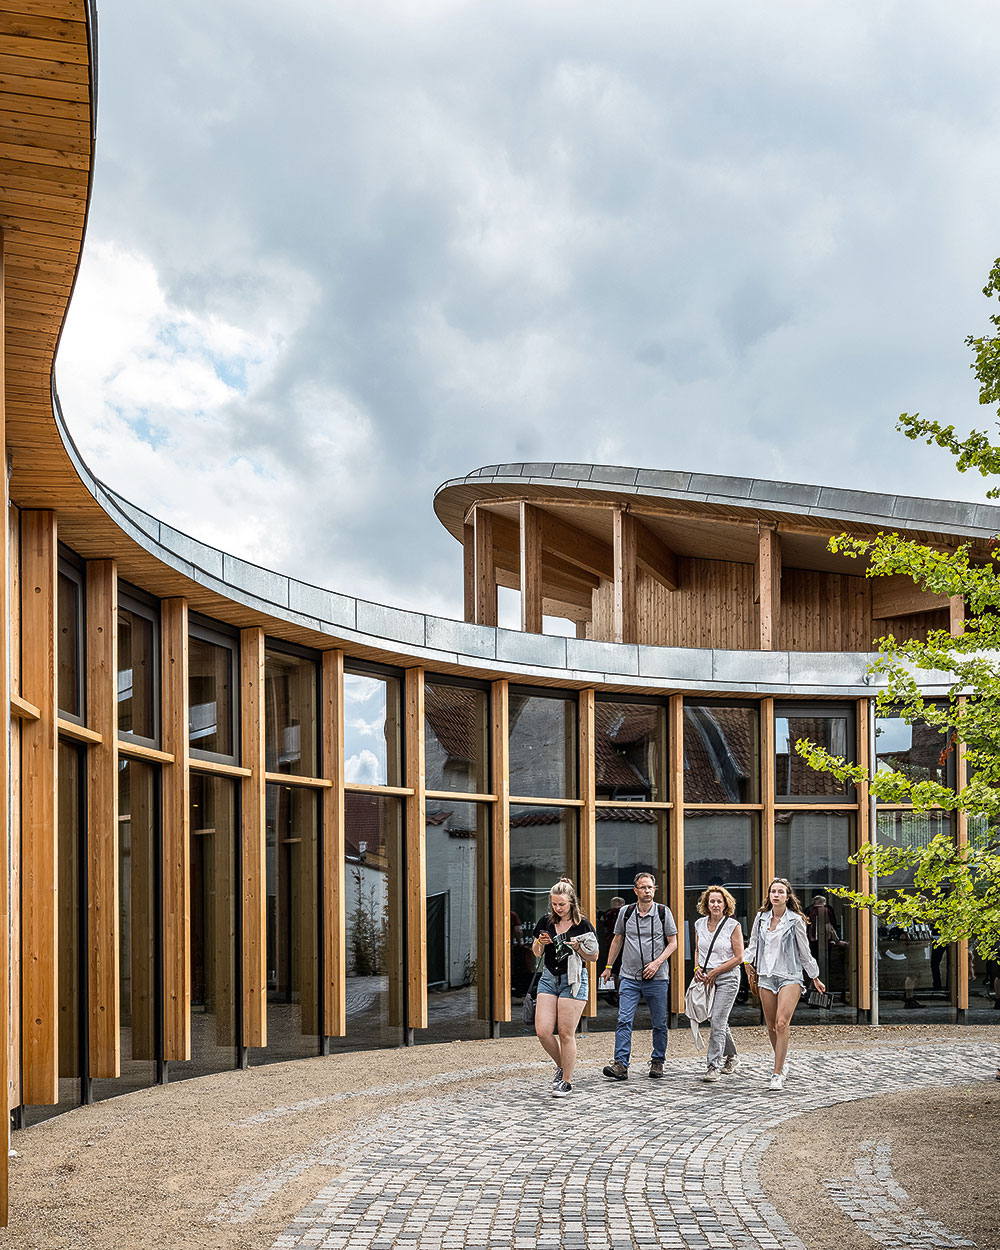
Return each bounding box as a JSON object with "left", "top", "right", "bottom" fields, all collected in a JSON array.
[
  {"left": 463, "top": 522, "right": 476, "bottom": 623},
  {"left": 491, "top": 679, "right": 511, "bottom": 1021},
  {"left": 322, "top": 649, "right": 346, "bottom": 1036},
  {"left": 855, "top": 697, "right": 871, "bottom": 1012},
  {"left": 612, "top": 508, "right": 638, "bottom": 645},
  {"left": 405, "top": 668, "right": 427, "bottom": 1029},
  {"left": 160, "top": 598, "right": 190, "bottom": 1060},
  {"left": 240, "top": 626, "right": 267, "bottom": 1047},
  {"left": 760, "top": 697, "right": 776, "bottom": 890},
  {"left": 667, "top": 694, "right": 685, "bottom": 1014},
  {"left": 20, "top": 510, "right": 58, "bottom": 1105},
  {"left": 473, "top": 507, "right": 497, "bottom": 627},
  {"left": 954, "top": 695, "right": 969, "bottom": 1013},
  {"left": 0, "top": 234, "right": 9, "bottom": 1223},
  {"left": 758, "top": 525, "right": 781, "bottom": 650},
  {"left": 86, "top": 559, "right": 119, "bottom": 1077},
  {"left": 949, "top": 595, "right": 965, "bottom": 636},
  {"left": 578, "top": 689, "right": 596, "bottom": 1017},
  {"left": 519, "top": 502, "right": 543, "bottom": 634},
  {"left": 7, "top": 502, "right": 19, "bottom": 1124}
]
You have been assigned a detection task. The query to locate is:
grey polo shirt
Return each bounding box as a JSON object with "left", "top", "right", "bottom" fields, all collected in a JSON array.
[{"left": 614, "top": 903, "right": 677, "bottom": 981}]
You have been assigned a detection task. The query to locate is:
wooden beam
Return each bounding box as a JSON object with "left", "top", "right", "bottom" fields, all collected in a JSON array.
[
  {"left": 578, "top": 689, "right": 596, "bottom": 1018},
  {"left": 462, "top": 522, "right": 475, "bottom": 623},
  {"left": 519, "top": 502, "right": 543, "bottom": 634},
  {"left": 240, "top": 626, "right": 266, "bottom": 1047},
  {"left": 538, "top": 507, "right": 614, "bottom": 581},
  {"left": 322, "top": 649, "right": 346, "bottom": 1037},
  {"left": 492, "top": 512, "right": 602, "bottom": 593},
  {"left": 85, "top": 558, "right": 119, "bottom": 1078},
  {"left": 160, "top": 597, "right": 190, "bottom": 1061},
  {"left": 634, "top": 517, "right": 679, "bottom": 591},
  {"left": 491, "top": 679, "right": 511, "bottom": 1022},
  {"left": 871, "top": 574, "right": 949, "bottom": 620},
  {"left": 667, "top": 694, "right": 685, "bottom": 1015},
  {"left": 612, "top": 508, "right": 638, "bottom": 645},
  {"left": 473, "top": 506, "right": 497, "bottom": 627},
  {"left": 855, "top": 697, "right": 871, "bottom": 1013},
  {"left": 757, "top": 525, "right": 781, "bottom": 650},
  {"left": 20, "top": 509, "right": 58, "bottom": 1105},
  {"left": 405, "top": 668, "right": 427, "bottom": 1029},
  {"left": 0, "top": 233, "right": 8, "bottom": 1224}
]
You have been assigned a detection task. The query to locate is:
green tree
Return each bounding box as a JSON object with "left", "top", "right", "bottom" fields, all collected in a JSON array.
[{"left": 796, "top": 257, "right": 1000, "bottom": 961}]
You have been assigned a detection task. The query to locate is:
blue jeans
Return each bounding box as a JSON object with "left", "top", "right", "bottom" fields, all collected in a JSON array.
[{"left": 614, "top": 977, "right": 669, "bottom": 1066}]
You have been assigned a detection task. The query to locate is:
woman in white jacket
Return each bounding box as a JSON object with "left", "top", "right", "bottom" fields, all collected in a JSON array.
[{"left": 746, "top": 878, "right": 826, "bottom": 1091}]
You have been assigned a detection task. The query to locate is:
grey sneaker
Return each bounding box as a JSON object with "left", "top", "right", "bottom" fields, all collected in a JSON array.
[
  {"left": 602, "top": 1060, "right": 629, "bottom": 1080},
  {"left": 551, "top": 1080, "right": 572, "bottom": 1097},
  {"left": 648, "top": 1059, "right": 664, "bottom": 1079},
  {"left": 551, "top": 1067, "right": 563, "bottom": 1088},
  {"left": 701, "top": 1067, "right": 721, "bottom": 1083},
  {"left": 721, "top": 1055, "right": 741, "bottom": 1075}
]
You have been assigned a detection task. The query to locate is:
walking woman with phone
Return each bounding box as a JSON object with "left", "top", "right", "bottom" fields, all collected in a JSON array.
[{"left": 746, "top": 878, "right": 825, "bottom": 1092}]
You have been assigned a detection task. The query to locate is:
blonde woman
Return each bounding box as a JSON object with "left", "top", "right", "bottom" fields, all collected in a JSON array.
[
  {"left": 531, "top": 878, "right": 599, "bottom": 1097},
  {"left": 693, "top": 887, "right": 745, "bottom": 1082},
  {"left": 747, "top": 878, "right": 825, "bottom": 1091}
]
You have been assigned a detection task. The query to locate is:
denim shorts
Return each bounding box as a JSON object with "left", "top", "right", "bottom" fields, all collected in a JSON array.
[
  {"left": 758, "top": 974, "right": 803, "bottom": 994},
  {"left": 537, "top": 967, "right": 589, "bottom": 1001}
]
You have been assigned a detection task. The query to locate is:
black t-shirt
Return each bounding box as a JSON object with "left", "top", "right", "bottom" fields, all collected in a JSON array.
[{"left": 533, "top": 916, "right": 596, "bottom": 975}]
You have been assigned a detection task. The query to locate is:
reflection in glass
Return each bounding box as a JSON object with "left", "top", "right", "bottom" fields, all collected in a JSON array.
[
  {"left": 252, "top": 785, "right": 321, "bottom": 1063},
  {"left": 344, "top": 670, "right": 402, "bottom": 787},
  {"left": 424, "top": 681, "right": 488, "bottom": 794},
  {"left": 968, "top": 815, "right": 1000, "bottom": 1021},
  {"left": 95, "top": 760, "right": 159, "bottom": 1100},
  {"left": 775, "top": 712, "right": 851, "bottom": 798},
  {"left": 57, "top": 571, "right": 81, "bottom": 717},
  {"left": 875, "top": 809, "right": 955, "bottom": 1021},
  {"left": 172, "top": 774, "right": 238, "bottom": 1080},
  {"left": 338, "top": 792, "right": 404, "bottom": 1050},
  {"left": 875, "top": 712, "right": 950, "bottom": 786},
  {"left": 774, "top": 811, "right": 854, "bottom": 1016},
  {"left": 683, "top": 703, "right": 759, "bottom": 803},
  {"left": 265, "top": 649, "right": 318, "bottom": 777},
  {"left": 595, "top": 701, "right": 667, "bottom": 801},
  {"left": 118, "top": 607, "right": 156, "bottom": 740},
  {"left": 422, "top": 800, "right": 491, "bottom": 1042},
  {"left": 683, "top": 810, "right": 759, "bottom": 1025},
  {"left": 189, "top": 635, "right": 235, "bottom": 756},
  {"left": 508, "top": 693, "right": 577, "bottom": 799}
]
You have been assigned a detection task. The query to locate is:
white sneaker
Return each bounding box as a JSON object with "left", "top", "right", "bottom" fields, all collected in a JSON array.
[
  {"left": 701, "top": 1067, "right": 721, "bottom": 1083},
  {"left": 768, "top": 1072, "right": 784, "bottom": 1092},
  {"left": 721, "top": 1055, "right": 740, "bottom": 1074}
]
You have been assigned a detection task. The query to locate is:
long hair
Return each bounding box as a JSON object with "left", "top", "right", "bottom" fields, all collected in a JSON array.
[
  {"left": 757, "top": 877, "right": 806, "bottom": 917},
  {"left": 548, "top": 877, "right": 582, "bottom": 925},
  {"left": 697, "top": 885, "right": 737, "bottom": 917}
]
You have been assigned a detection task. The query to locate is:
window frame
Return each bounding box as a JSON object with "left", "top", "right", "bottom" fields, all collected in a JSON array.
[
  {"left": 188, "top": 613, "right": 240, "bottom": 766},
  {"left": 117, "top": 584, "right": 162, "bottom": 750},
  {"left": 773, "top": 701, "right": 856, "bottom": 804}
]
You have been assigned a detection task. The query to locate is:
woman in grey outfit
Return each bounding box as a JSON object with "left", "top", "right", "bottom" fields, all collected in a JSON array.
[{"left": 692, "top": 887, "right": 744, "bottom": 1082}]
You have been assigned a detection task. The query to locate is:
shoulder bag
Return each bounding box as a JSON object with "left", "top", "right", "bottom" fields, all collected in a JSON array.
[
  {"left": 745, "top": 919, "right": 761, "bottom": 999},
  {"left": 684, "top": 918, "right": 733, "bottom": 1050}
]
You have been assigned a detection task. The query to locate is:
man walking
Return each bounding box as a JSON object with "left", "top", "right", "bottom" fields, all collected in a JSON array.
[{"left": 599, "top": 872, "right": 677, "bottom": 1079}]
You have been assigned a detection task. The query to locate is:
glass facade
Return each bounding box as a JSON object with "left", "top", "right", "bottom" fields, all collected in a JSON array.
[
  {"left": 344, "top": 669, "right": 402, "bottom": 787},
  {"left": 424, "top": 681, "right": 489, "bottom": 794},
  {"left": 683, "top": 702, "right": 759, "bottom": 803},
  {"left": 265, "top": 648, "right": 318, "bottom": 778},
  {"left": 189, "top": 633, "right": 236, "bottom": 758},
  {"left": 775, "top": 707, "right": 852, "bottom": 799},
  {"left": 118, "top": 604, "right": 157, "bottom": 741},
  {"left": 57, "top": 569, "right": 82, "bottom": 718},
  {"left": 595, "top": 700, "right": 667, "bottom": 801},
  {"left": 967, "top": 815, "right": 1000, "bottom": 1022},
  {"left": 875, "top": 710, "right": 951, "bottom": 786},
  {"left": 508, "top": 692, "right": 577, "bottom": 799}
]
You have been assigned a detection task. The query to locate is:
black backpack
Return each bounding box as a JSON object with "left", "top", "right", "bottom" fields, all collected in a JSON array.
[{"left": 623, "top": 902, "right": 672, "bottom": 945}]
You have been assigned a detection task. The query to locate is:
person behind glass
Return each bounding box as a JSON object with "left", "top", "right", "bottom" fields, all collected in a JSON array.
[
  {"left": 531, "top": 878, "right": 599, "bottom": 1098},
  {"left": 599, "top": 872, "right": 677, "bottom": 1080},
  {"left": 693, "top": 887, "right": 745, "bottom": 1083},
  {"left": 747, "top": 878, "right": 825, "bottom": 1091}
]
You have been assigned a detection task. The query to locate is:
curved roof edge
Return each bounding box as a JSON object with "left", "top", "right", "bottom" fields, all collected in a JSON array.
[{"left": 434, "top": 462, "right": 1000, "bottom": 541}]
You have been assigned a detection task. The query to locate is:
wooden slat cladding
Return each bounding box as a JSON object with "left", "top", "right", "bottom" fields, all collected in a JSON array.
[
  {"left": 85, "top": 558, "right": 119, "bottom": 1077},
  {"left": 404, "top": 668, "right": 427, "bottom": 1029},
  {"left": 160, "top": 598, "right": 190, "bottom": 1060},
  {"left": 19, "top": 508, "right": 58, "bottom": 1104},
  {"left": 240, "top": 627, "right": 267, "bottom": 1047},
  {"left": 322, "top": 649, "right": 346, "bottom": 1036}
]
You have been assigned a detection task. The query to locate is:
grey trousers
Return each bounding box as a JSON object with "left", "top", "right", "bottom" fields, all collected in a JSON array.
[{"left": 706, "top": 970, "right": 741, "bottom": 1071}]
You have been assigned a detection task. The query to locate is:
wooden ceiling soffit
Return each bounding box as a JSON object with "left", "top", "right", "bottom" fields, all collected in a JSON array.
[{"left": 871, "top": 574, "right": 949, "bottom": 620}]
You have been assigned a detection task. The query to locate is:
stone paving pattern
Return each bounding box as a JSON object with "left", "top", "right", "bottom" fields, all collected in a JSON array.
[{"left": 255, "top": 1044, "right": 993, "bottom": 1250}]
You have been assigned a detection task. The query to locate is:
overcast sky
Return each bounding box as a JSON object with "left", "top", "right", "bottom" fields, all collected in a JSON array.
[{"left": 56, "top": 0, "right": 1000, "bottom": 625}]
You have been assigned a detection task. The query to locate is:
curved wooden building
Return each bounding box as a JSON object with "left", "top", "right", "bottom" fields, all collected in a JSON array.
[{"left": 0, "top": 0, "right": 995, "bottom": 1224}]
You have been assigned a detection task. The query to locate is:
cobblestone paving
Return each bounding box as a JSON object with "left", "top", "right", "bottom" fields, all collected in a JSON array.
[
  {"left": 824, "top": 1138, "right": 977, "bottom": 1249},
  {"left": 259, "top": 1043, "right": 992, "bottom": 1250}
]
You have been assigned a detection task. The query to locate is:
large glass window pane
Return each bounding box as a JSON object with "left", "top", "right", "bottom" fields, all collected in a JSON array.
[
  {"left": 775, "top": 709, "right": 852, "bottom": 799},
  {"left": 252, "top": 785, "right": 321, "bottom": 1063},
  {"left": 338, "top": 792, "right": 404, "bottom": 1050},
  {"left": 508, "top": 692, "right": 577, "bottom": 799},
  {"left": 118, "top": 607, "right": 157, "bottom": 741},
  {"left": 57, "top": 570, "right": 81, "bottom": 717},
  {"left": 265, "top": 649, "right": 318, "bottom": 778},
  {"left": 95, "top": 760, "right": 159, "bottom": 1100},
  {"left": 189, "top": 635, "right": 235, "bottom": 757},
  {"left": 682, "top": 810, "right": 760, "bottom": 1026},
  {"left": 173, "top": 775, "right": 238, "bottom": 1080},
  {"left": 875, "top": 809, "right": 956, "bottom": 1022},
  {"left": 421, "top": 799, "right": 491, "bottom": 1043},
  {"left": 875, "top": 710, "right": 951, "bottom": 786},
  {"left": 424, "top": 681, "right": 488, "bottom": 794},
  {"left": 683, "top": 703, "right": 760, "bottom": 803},
  {"left": 344, "top": 670, "right": 402, "bottom": 787},
  {"left": 508, "top": 804, "right": 577, "bottom": 1025},
  {"left": 593, "top": 807, "right": 668, "bottom": 1031},
  {"left": 968, "top": 815, "right": 1000, "bottom": 1022},
  {"left": 595, "top": 701, "right": 667, "bottom": 801},
  {"left": 773, "top": 811, "right": 855, "bottom": 1018}
]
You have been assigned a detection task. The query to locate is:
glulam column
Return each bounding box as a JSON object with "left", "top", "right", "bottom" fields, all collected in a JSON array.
[
  {"left": 491, "top": 679, "right": 510, "bottom": 1021},
  {"left": 240, "top": 626, "right": 267, "bottom": 1047},
  {"left": 668, "top": 693, "right": 685, "bottom": 1015},
  {"left": 855, "top": 697, "right": 872, "bottom": 1014},
  {"left": 160, "top": 598, "right": 190, "bottom": 1060},
  {"left": 612, "top": 508, "right": 638, "bottom": 644},
  {"left": 578, "top": 689, "right": 596, "bottom": 1017},
  {"left": 519, "top": 502, "right": 543, "bottom": 634},
  {"left": 473, "top": 507, "right": 497, "bottom": 627},
  {"left": 323, "top": 649, "right": 347, "bottom": 1036},
  {"left": 758, "top": 525, "right": 781, "bottom": 650},
  {"left": 0, "top": 236, "right": 9, "bottom": 1224},
  {"left": 405, "top": 668, "right": 427, "bottom": 1029}
]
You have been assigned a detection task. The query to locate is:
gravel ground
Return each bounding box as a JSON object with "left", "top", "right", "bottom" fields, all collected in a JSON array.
[{"left": 1, "top": 1023, "right": 995, "bottom": 1250}]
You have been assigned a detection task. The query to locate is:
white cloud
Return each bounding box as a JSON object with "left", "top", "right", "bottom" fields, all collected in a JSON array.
[{"left": 344, "top": 749, "right": 381, "bottom": 786}]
